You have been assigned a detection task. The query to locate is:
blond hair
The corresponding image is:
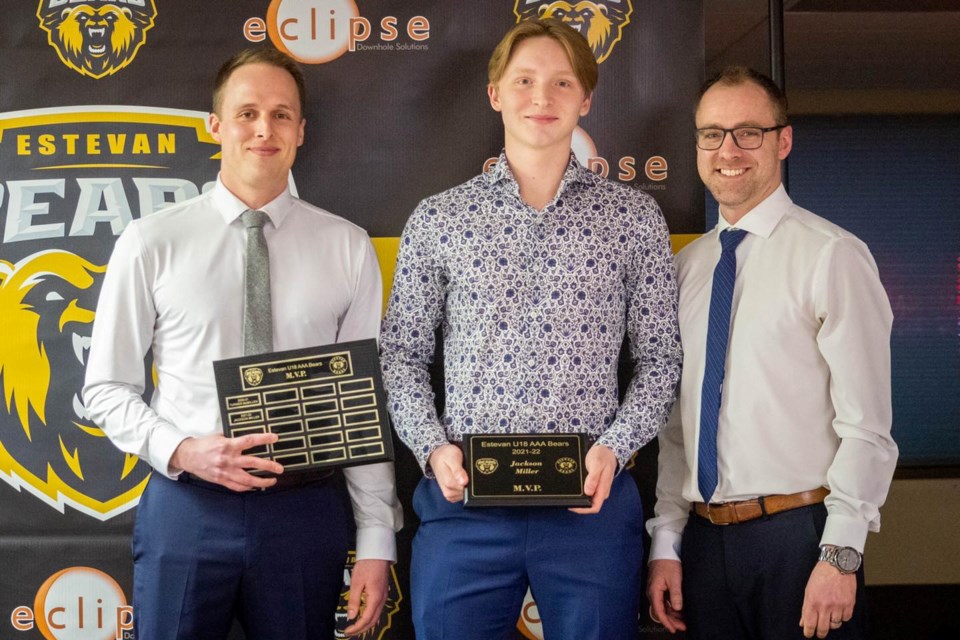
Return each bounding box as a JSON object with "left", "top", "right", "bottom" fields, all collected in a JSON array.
[{"left": 488, "top": 19, "right": 598, "bottom": 95}]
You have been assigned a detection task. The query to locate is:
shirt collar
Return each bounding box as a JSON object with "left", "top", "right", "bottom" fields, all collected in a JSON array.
[
  {"left": 716, "top": 183, "right": 791, "bottom": 239},
  {"left": 213, "top": 176, "right": 296, "bottom": 228},
  {"left": 483, "top": 150, "right": 599, "bottom": 193}
]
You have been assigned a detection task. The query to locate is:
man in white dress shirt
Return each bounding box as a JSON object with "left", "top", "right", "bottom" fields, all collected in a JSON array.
[
  {"left": 646, "top": 66, "right": 897, "bottom": 640},
  {"left": 83, "top": 48, "right": 401, "bottom": 639}
]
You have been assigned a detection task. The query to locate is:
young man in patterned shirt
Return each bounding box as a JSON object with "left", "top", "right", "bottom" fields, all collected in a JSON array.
[{"left": 380, "top": 19, "right": 681, "bottom": 639}]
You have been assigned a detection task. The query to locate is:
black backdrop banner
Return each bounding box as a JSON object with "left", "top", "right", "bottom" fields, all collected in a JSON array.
[{"left": 0, "top": 2, "right": 704, "bottom": 638}]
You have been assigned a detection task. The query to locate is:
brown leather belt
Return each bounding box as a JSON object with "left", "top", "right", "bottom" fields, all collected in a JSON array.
[{"left": 692, "top": 487, "right": 829, "bottom": 525}]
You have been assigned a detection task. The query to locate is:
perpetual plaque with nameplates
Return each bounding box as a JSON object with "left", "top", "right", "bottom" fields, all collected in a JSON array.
[
  {"left": 213, "top": 339, "right": 393, "bottom": 475},
  {"left": 462, "top": 433, "right": 591, "bottom": 507}
]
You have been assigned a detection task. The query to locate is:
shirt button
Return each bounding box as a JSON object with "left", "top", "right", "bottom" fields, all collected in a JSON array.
[
  {"left": 527, "top": 358, "right": 536, "bottom": 367},
  {"left": 524, "top": 406, "right": 535, "bottom": 417}
]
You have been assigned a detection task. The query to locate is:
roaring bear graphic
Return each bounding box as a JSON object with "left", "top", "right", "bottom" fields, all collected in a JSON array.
[
  {"left": 36, "top": 0, "right": 157, "bottom": 79},
  {"left": 0, "top": 250, "right": 150, "bottom": 519},
  {"left": 514, "top": 0, "right": 633, "bottom": 63}
]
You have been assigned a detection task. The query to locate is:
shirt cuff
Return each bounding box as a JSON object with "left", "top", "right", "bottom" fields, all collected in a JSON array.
[
  {"left": 355, "top": 525, "right": 398, "bottom": 563},
  {"left": 648, "top": 527, "right": 684, "bottom": 562},
  {"left": 417, "top": 432, "right": 454, "bottom": 478},
  {"left": 149, "top": 423, "right": 190, "bottom": 479},
  {"left": 821, "top": 513, "right": 870, "bottom": 553},
  {"left": 595, "top": 434, "right": 631, "bottom": 472}
]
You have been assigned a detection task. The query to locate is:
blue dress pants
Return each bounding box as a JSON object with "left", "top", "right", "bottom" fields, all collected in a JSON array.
[
  {"left": 132, "top": 474, "right": 350, "bottom": 640},
  {"left": 681, "top": 503, "right": 867, "bottom": 640},
  {"left": 411, "top": 472, "right": 644, "bottom": 640}
]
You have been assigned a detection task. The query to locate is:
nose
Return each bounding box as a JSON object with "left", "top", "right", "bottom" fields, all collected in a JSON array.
[
  {"left": 717, "top": 130, "right": 741, "bottom": 157},
  {"left": 531, "top": 85, "right": 553, "bottom": 107},
  {"left": 255, "top": 114, "right": 273, "bottom": 138}
]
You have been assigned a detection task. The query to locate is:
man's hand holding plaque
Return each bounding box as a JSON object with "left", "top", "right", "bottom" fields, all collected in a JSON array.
[
  {"left": 462, "top": 434, "right": 592, "bottom": 508},
  {"left": 170, "top": 432, "right": 283, "bottom": 491}
]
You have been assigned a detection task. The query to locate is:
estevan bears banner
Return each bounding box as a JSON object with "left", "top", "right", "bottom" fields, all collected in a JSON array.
[{"left": 1, "top": 1, "right": 703, "bottom": 638}]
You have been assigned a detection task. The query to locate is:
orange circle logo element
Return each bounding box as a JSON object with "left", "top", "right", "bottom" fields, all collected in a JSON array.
[
  {"left": 516, "top": 588, "right": 543, "bottom": 639},
  {"left": 267, "top": 0, "right": 360, "bottom": 64},
  {"left": 34, "top": 567, "right": 129, "bottom": 640}
]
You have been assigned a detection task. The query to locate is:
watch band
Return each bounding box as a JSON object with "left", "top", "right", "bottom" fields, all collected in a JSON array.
[{"left": 818, "top": 545, "right": 862, "bottom": 574}]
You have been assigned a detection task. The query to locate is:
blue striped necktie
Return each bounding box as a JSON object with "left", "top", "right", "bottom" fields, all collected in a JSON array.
[{"left": 697, "top": 227, "right": 748, "bottom": 503}]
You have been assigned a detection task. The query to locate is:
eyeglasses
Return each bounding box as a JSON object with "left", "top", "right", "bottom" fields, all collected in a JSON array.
[{"left": 695, "top": 125, "right": 786, "bottom": 150}]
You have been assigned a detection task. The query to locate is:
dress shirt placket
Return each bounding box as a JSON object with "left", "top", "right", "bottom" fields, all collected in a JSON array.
[
  {"left": 531, "top": 200, "right": 561, "bottom": 426},
  {"left": 516, "top": 203, "right": 536, "bottom": 427}
]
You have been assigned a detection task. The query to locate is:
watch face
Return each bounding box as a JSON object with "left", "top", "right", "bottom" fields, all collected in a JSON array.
[{"left": 836, "top": 547, "right": 861, "bottom": 572}]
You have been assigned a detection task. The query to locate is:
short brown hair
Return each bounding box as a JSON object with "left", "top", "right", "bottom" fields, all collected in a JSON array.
[
  {"left": 697, "top": 66, "right": 789, "bottom": 125},
  {"left": 213, "top": 48, "right": 306, "bottom": 117},
  {"left": 488, "top": 19, "right": 598, "bottom": 95}
]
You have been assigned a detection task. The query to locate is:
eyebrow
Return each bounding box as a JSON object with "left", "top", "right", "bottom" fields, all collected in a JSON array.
[
  {"left": 506, "top": 65, "right": 575, "bottom": 77},
  {"left": 697, "top": 120, "right": 770, "bottom": 129},
  {"left": 234, "top": 102, "right": 298, "bottom": 112}
]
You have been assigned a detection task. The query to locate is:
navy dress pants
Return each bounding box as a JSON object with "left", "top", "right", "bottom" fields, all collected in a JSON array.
[
  {"left": 411, "top": 471, "right": 645, "bottom": 640},
  {"left": 132, "top": 474, "right": 350, "bottom": 640},
  {"left": 680, "top": 503, "right": 867, "bottom": 640}
]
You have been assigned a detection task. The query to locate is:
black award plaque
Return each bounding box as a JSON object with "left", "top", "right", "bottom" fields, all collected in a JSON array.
[
  {"left": 462, "top": 433, "right": 591, "bottom": 507},
  {"left": 213, "top": 339, "right": 394, "bottom": 474}
]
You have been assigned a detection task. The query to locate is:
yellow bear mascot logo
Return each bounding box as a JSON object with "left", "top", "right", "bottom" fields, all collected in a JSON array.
[{"left": 37, "top": 0, "right": 157, "bottom": 79}]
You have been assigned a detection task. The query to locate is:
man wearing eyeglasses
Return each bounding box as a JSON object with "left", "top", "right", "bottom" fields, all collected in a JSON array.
[{"left": 646, "top": 66, "right": 897, "bottom": 640}]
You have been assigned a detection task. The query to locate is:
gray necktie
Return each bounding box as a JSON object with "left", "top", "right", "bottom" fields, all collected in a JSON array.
[{"left": 241, "top": 209, "right": 273, "bottom": 355}]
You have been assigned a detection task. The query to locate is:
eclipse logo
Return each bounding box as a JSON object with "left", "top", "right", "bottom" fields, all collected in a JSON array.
[
  {"left": 10, "top": 567, "right": 133, "bottom": 640},
  {"left": 242, "top": 0, "right": 431, "bottom": 63}
]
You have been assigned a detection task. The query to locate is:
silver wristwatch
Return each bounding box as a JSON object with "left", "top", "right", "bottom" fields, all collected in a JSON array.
[{"left": 818, "top": 545, "right": 862, "bottom": 574}]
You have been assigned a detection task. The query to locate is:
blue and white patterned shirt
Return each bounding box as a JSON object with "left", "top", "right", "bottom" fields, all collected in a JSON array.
[{"left": 380, "top": 153, "right": 681, "bottom": 472}]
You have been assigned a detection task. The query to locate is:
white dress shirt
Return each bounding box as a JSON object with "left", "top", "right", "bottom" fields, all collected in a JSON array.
[
  {"left": 83, "top": 178, "right": 402, "bottom": 561},
  {"left": 648, "top": 185, "right": 897, "bottom": 561}
]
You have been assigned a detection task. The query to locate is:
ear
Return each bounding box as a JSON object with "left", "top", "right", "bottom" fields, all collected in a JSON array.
[
  {"left": 488, "top": 83, "right": 502, "bottom": 112},
  {"left": 579, "top": 92, "right": 593, "bottom": 117},
  {"left": 777, "top": 124, "right": 793, "bottom": 160},
  {"left": 297, "top": 118, "right": 305, "bottom": 147},
  {"left": 208, "top": 112, "right": 222, "bottom": 143}
]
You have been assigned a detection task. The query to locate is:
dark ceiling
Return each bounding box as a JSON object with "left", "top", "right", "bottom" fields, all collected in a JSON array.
[{"left": 705, "top": 0, "right": 960, "bottom": 112}]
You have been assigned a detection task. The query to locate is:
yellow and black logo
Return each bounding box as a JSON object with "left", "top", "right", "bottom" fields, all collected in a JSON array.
[
  {"left": 243, "top": 367, "right": 265, "bottom": 387},
  {"left": 475, "top": 457, "right": 499, "bottom": 475},
  {"left": 555, "top": 457, "right": 577, "bottom": 474},
  {"left": 329, "top": 355, "right": 349, "bottom": 375},
  {"left": 37, "top": 0, "right": 157, "bottom": 79},
  {"left": 514, "top": 0, "right": 633, "bottom": 63},
  {"left": 0, "top": 106, "right": 219, "bottom": 520},
  {"left": 0, "top": 250, "right": 150, "bottom": 520}
]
